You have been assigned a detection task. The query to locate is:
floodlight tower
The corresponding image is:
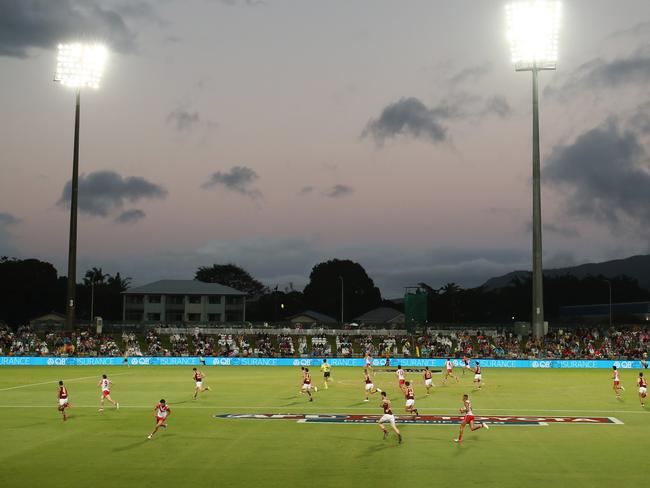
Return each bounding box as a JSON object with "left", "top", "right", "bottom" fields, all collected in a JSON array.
[
  {"left": 54, "top": 43, "right": 108, "bottom": 329},
  {"left": 505, "top": 1, "right": 561, "bottom": 339}
]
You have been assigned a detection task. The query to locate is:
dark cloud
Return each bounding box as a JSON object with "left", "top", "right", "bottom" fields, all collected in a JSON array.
[
  {"left": 448, "top": 63, "right": 492, "bottom": 85},
  {"left": 299, "top": 186, "right": 315, "bottom": 195},
  {"left": 0, "top": 0, "right": 140, "bottom": 58},
  {"left": 325, "top": 184, "right": 354, "bottom": 198},
  {"left": 608, "top": 21, "right": 650, "bottom": 40},
  {"left": 547, "top": 53, "right": 650, "bottom": 96},
  {"left": 362, "top": 97, "right": 452, "bottom": 145},
  {"left": 114, "top": 208, "right": 146, "bottom": 224},
  {"left": 58, "top": 171, "right": 167, "bottom": 217},
  {"left": 483, "top": 96, "right": 512, "bottom": 118},
  {"left": 630, "top": 101, "right": 650, "bottom": 134},
  {"left": 201, "top": 166, "right": 261, "bottom": 199},
  {"left": 166, "top": 108, "right": 200, "bottom": 131},
  {"left": 0, "top": 212, "right": 20, "bottom": 226},
  {"left": 543, "top": 120, "right": 650, "bottom": 236},
  {"left": 525, "top": 221, "right": 580, "bottom": 239}
]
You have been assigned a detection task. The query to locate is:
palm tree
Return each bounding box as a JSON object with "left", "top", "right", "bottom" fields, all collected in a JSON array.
[
  {"left": 107, "top": 272, "right": 131, "bottom": 292},
  {"left": 83, "top": 267, "right": 109, "bottom": 286}
]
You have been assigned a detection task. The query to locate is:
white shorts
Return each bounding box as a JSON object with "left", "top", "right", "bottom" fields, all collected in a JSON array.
[
  {"left": 379, "top": 414, "right": 396, "bottom": 425},
  {"left": 474, "top": 374, "right": 482, "bottom": 381},
  {"left": 465, "top": 364, "right": 471, "bottom": 369},
  {"left": 365, "top": 383, "right": 374, "bottom": 391},
  {"left": 640, "top": 387, "right": 647, "bottom": 395},
  {"left": 302, "top": 383, "right": 312, "bottom": 390},
  {"left": 405, "top": 399, "right": 415, "bottom": 407},
  {"left": 195, "top": 381, "right": 203, "bottom": 388},
  {"left": 425, "top": 379, "right": 432, "bottom": 387},
  {"left": 58, "top": 398, "right": 68, "bottom": 407}
]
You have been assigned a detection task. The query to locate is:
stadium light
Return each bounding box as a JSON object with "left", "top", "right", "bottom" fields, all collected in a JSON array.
[
  {"left": 54, "top": 42, "right": 108, "bottom": 329},
  {"left": 505, "top": 1, "right": 561, "bottom": 339}
]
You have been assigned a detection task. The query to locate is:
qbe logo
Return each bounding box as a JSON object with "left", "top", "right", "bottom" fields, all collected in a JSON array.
[
  {"left": 131, "top": 358, "right": 151, "bottom": 365},
  {"left": 532, "top": 361, "right": 551, "bottom": 369},
  {"left": 614, "top": 361, "right": 633, "bottom": 369},
  {"left": 47, "top": 358, "right": 68, "bottom": 366}
]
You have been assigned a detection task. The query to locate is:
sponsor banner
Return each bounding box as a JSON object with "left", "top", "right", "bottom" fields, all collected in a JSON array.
[
  {"left": 214, "top": 413, "right": 623, "bottom": 426},
  {"left": 0, "top": 356, "right": 643, "bottom": 369}
]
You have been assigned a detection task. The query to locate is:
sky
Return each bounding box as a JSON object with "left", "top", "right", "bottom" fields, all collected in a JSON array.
[{"left": 1, "top": 0, "right": 650, "bottom": 297}]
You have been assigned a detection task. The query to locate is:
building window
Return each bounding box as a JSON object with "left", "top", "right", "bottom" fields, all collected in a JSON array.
[
  {"left": 148, "top": 295, "right": 161, "bottom": 304},
  {"left": 126, "top": 295, "right": 144, "bottom": 304},
  {"left": 226, "top": 296, "right": 243, "bottom": 305},
  {"left": 167, "top": 295, "right": 184, "bottom": 305},
  {"left": 167, "top": 312, "right": 183, "bottom": 322},
  {"left": 125, "top": 311, "right": 142, "bottom": 321},
  {"left": 147, "top": 313, "right": 161, "bottom": 321},
  {"left": 208, "top": 295, "right": 222, "bottom": 305},
  {"left": 188, "top": 296, "right": 202, "bottom": 304},
  {"left": 225, "top": 311, "right": 243, "bottom": 322},
  {"left": 187, "top": 313, "right": 201, "bottom": 322},
  {"left": 207, "top": 313, "right": 221, "bottom": 322}
]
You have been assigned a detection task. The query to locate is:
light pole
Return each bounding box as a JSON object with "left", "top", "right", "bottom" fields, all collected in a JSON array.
[
  {"left": 506, "top": 1, "right": 561, "bottom": 339},
  {"left": 54, "top": 43, "right": 108, "bottom": 329},
  {"left": 602, "top": 279, "right": 612, "bottom": 328},
  {"left": 338, "top": 276, "right": 344, "bottom": 325}
]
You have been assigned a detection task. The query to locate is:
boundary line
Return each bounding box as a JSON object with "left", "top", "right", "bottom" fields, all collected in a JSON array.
[{"left": 0, "top": 373, "right": 131, "bottom": 392}]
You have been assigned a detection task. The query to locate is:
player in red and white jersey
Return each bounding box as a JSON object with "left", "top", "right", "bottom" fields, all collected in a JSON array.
[
  {"left": 363, "top": 369, "right": 382, "bottom": 401},
  {"left": 462, "top": 356, "right": 471, "bottom": 376},
  {"left": 442, "top": 359, "right": 459, "bottom": 385},
  {"left": 396, "top": 365, "right": 406, "bottom": 392},
  {"left": 378, "top": 391, "right": 402, "bottom": 443},
  {"left": 192, "top": 367, "right": 211, "bottom": 400},
  {"left": 454, "top": 394, "right": 488, "bottom": 443},
  {"left": 57, "top": 380, "right": 71, "bottom": 421},
  {"left": 612, "top": 365, "right": 624, "bottom": 399},
  {"left": 638, "top": 372, "right": 647, "bottom": 407},
  {"left": 364, "top": 353, "right": 373, "bottom": 375},
  {"left": 98, "top": 374, "right": 119, "bottom": 411},
  {"left": 423, "top": 366, "right": 434, "bottom": 395},
  {"left": 300, "top": 368, "right": 317, "bottom": 402},
  {"left": 473, "top": 362, "right": 482, "bottom": 390},
  {"left": 404, "top": 381, "right": 419, "bottom": 417},
  {"left": 148, "top": 399, "right": 171, "bottom": 439}
]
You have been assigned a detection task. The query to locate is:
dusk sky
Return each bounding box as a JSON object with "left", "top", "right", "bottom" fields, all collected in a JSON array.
[{"left": 1, "top": 0, "right": 650, "bottom": 297}]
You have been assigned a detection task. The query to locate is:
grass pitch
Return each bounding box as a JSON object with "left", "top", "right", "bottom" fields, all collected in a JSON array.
[{"left": 0, "top": 365, "right": 646, "bottom": 488}]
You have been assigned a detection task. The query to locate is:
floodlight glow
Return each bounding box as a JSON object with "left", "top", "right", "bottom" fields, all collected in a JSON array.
[
  {"left": 54, "top": 43, "right": 108, "bottom": 89},
  {"left": 506, "top": 1, "right": 561, "bottom": 71}
]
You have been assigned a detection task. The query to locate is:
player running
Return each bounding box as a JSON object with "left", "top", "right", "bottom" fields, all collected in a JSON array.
[
  {"left": 454, "top": 394, "right": 488, "bottom": 444},
  {"left": 364, "top": 353, "right": 373, "bottom": 374},
  {"left": 192, "top": 367, "right": 211, "bottom": 400},
  {"left": 462, "top": 356, "right": 471, "bottom": 375},
  {"left": 396, "top": 364, "right": 406, "bottom": 392},
  {"left": 364, "top": 368, "right": 381, "bottom": 401},
  {"left": 98, "top": 374, "right": 119, "bottom": 411},
  {"left": 378, "top": 391, "right": 402, "bottom": 444},
  {"left": 442, "top": 359, "right": 459, "bottom": 384},
  {"left": 321, "top": 359, "right": 332, "bottom": 389},
  {"left": 301, "top": 368, "right": 317, "bottom": 401},
  {"left": 423, "top": 366, "right": 434, "bottom": 394},
  {"left": 473, "top": 362, "right": 482, "bottom": 390},
  {"left": 404, "top": 381, "right": 419, "bottom": 417},
  {"left": 57, "top": 380, "right": 71, "bottom": 421},
  {"left": 612, "top": 365, "right": 624, "bottom": 399},
  {"left": 638, "top": 372, "right": 647, "bottom": 407},
  {"left": 148, "top": 399, "right": 171, "bottom": 439}
]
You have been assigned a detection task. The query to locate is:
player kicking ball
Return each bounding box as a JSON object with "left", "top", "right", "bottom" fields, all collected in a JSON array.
[
  {"left": 378, "top": 391, "right": 402, "bottom": 444},
  {"left": 193, "top": 367, "right": 211, "bottom": 400},
  {"left": 454, "top": 394, "right": 488, "bottom": 444},
  {"left": 148, "top": 399, "right": 171, "bottom": 439},
  {"left": 98, "top": 374, "right": 119, "bottom": 411}
]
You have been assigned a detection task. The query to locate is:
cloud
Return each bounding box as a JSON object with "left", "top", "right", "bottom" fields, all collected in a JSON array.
[
  {"left": 299, "top": 186, "right": 315, "bottom": 195},
  {"left": 607, "top": 21, "right": 650, "bottom": 40},
  {"left": 215, "top": 0, "right": 266, "bottom": 6},
  {"left": 448, "top": 63, "right": 492, "bottom": 85},
  {"left": 0, "top": 0, "right": 140, "bottom": 57},
  {"left": 0, "top": 212, "right": 20, "bottom": 256},
  {"left": 58, "top": 171, "right": 168, "bottom": 217},
  {"left": 325, "top": 184, "right": 354, "bottom": 198},
  {"left": 201, "top": 166, "right": 261, "bottom": 199},
  {"left": 114, "top": 208, "right": 145, "bottom": 224},
  {"left": 483, "top": 96, "right": 512, "bottom": 118},
  {"left": 543, "top": 120, "right": 650, "bottom": 236},
  {"left": 362, "top": 97, "right": 452, "bottom": 145},
  {"left": 0, "top": 212, "right": 20, "bottom": 226},
  {"left": 525, "top": 221, "right": 580, "bottom": 239},
  {"left": 166, "top": 108, "right": 200, "bottom": 131}
]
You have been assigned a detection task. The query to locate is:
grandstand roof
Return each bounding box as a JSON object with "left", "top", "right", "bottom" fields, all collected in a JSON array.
[
  {"left": 123, "top": 279, "right": 245, "bottom": 296},
  {"left": 288, "top": 310, "right": 338, "bottom": 324},
  {"left": 354, "top": 307, "right": 404, "bottom": 324}
]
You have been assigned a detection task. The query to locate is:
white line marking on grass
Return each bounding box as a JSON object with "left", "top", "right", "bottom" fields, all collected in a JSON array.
[{"left": 0, "top": 373, "right": 131, "bottom": 392}]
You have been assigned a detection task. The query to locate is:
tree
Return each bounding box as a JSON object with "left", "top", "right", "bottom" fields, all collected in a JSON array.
[
  {"left": 195, "top": 264, "right": 267, "bottom": 296},
  {"left": 83, "top": 267, "right": 109, "bottom": 285},
  {"left": 302, "top": 259, "right": 382, "bottom": 322}
]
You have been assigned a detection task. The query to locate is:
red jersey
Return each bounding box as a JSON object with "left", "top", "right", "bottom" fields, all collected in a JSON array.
[
  {"left": 303, "top": 373, "right": 311, "bottom": 385},
  {"left": 155, "top": 403, "right": 170, "bottom": 419},
  {"left": 100, "top": 378, "right": 110, "bottom": 391},
  {"left": 475, "top": 364, "right": 481, "bottom": 375},
  {"left": 58, "top": 386, "right": 68, "bottom": 399},
  {"left": 364, "top": 372, "right": 372, "bottom": 384},
  {"left": 462, "top": 398, "right": 473, "bottom": 415},
  {"left": 424, "top": 370, "right": 432, "bottom": 380},
  {"left": 639, "top": 377, "right": 647, "bottom": 388},
  {"left": 446, "top": 360, "right": 453, "bottom": 371},
  {"left": 382, "top": 400, "right": 393, "bottom": 415},
  {"left": 463, "top": 358, "right": 469, "bottom": 366},
  {"left": 405, "top": 387, "right": 414, "bottom": 400},
  {"left": 194, "top": 371, "right": 203, "bottom": 381}
]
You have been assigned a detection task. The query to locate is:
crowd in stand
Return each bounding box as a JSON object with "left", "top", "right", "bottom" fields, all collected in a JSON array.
[{"left": 0, "top": 325, "right": 648, "bottom": 360}]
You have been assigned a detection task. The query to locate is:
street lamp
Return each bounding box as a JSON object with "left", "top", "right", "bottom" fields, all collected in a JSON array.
[
  {"left": 505, "top": 1, "right": 561, "bottom": 339},
  {"left": 54, "top": 43, "right": 108, "bottom": 329}
]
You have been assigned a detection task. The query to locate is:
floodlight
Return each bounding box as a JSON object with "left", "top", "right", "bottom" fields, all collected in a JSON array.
[
  {"left": 506, "top": 1, "right": 561, "bottom": 71},
  {"left": 54, "top": 43, "right": 108, "bottom": 89}
]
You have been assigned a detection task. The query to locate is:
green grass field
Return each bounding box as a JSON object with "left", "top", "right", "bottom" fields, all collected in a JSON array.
[{"left": 0, "top": 365, "right": 646, "bottom": 488}]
